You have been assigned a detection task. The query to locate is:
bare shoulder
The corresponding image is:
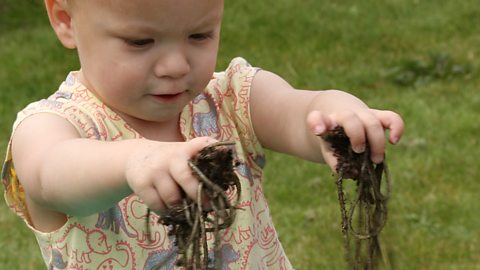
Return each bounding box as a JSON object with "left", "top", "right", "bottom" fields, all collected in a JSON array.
[
  {"left": 12, "top": 113, "right": 80, "bottom": 162},
  {"left": 11, "top": 113, "right": 80, "bottom": 185},
  {"left": 10, "top": 113, "right": 79, "bottom": 232}
]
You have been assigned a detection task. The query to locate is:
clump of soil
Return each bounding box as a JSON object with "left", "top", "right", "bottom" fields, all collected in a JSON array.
[
  {"left": 159, "top": 141, "right": 241, "bottom": 270},
  {"left": 322, "top": 127, "right": 391, "bottom": 270}
]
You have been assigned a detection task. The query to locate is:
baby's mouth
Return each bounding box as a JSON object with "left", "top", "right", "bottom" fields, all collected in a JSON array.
[{"left": 150, "top": 92, "right": 185, "bottom": 102}]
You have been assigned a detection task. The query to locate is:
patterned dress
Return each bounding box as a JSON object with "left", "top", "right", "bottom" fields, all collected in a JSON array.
[{"left": 2, "top": 58, "right": 293, "bottom": 269}]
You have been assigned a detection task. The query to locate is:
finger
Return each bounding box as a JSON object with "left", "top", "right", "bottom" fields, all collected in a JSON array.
[
  {"left": 306, "top": 110, "right": 335, "bottom": 136},
  {"left": 172, "top": 137, "right": 217, "bottom": 201},
  {"left": 332, "top": 110, "right": 367, "bottom": 154},
  {"left": 163, "top": 137, "right": 218, "bottom": 208},
  {"left": 154, "top": 172, "right": 184, "bottom": 210},
  {"left": 169, "top": 158, "right": 200, "bottom": 202},
  {"left": 322, "top": 149, "right": 339, "bottom": 173},
  {"left": 137, "top": 186, "right": 167, "bottom": 214},
  {"left": 362, "top": 115, "right": 386, "bottom": 164},
  {"left": 372, "top": 109, "right": 405, "bottom": 144},
  {"left": 187, "top": 136, "right": 218, "bottom": 154}
]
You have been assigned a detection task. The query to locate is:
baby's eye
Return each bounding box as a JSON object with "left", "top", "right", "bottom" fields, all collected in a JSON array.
[
  {"left": 124, "top": 38, "right": 154, "bottom": 47},
  {"left": 189, "top": 32, "right": 214, "bottom": 42}
]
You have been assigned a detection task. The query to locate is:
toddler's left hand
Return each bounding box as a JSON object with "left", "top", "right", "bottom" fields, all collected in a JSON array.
[{"left": 307, "top": 108, "right": 404, "bottom": 170}]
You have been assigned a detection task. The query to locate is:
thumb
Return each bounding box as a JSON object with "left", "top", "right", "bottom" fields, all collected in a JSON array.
[
  {"left": 307, "top": 111, "right": 341, "bottom": 173},
  {"left": 315, "top": 134, "right": 339, "bottom": 173},
  {"left": 306, "top": 111, "right": 336, "bottom": 136},
  {"left": 186, "top": 137, "right": 218, "bottom": 155}
]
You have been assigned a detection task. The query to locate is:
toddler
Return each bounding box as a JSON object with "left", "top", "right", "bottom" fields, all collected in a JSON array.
[{"left": 2, "top": 0, "right": 404, "bottom": 269}]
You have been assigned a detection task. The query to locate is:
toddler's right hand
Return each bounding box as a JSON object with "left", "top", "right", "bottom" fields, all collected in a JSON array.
[{"left": 125, "top": 137, "right": 217, "bottom": 215}]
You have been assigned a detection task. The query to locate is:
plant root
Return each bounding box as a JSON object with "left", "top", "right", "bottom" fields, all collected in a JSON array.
[
  {"left": 152, "top": 141, "right": 241, "bottom": 270},
  {"left": 322, "top": 127, "right": 391, "bottom": 270}
]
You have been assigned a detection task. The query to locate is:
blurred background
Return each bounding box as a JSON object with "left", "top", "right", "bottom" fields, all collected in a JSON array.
[{"left": 1, "top": 0, "right": 479, "bottom": 269}]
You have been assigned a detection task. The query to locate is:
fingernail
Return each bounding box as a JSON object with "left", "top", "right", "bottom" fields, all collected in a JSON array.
[
  {"left": 353, "top": 144, "right": 365, "bottom": 153},
  {"left": 372, "top": 156, "right": 384, "bottom": 164},
  {"left": 314, "top": 124, "right": 325, "bottom": 135}
]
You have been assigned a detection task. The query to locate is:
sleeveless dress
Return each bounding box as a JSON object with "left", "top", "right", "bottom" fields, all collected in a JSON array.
[{"left": 2, "top": 58, "right": 293, "bottom": 269}]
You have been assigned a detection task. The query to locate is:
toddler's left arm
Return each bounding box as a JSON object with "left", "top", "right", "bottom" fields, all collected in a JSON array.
[{"left": 249, "top": 70, "right": 404, "bottom": 169}]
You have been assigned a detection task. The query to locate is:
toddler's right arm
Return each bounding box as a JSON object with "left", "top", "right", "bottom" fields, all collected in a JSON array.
[{"left": 11, "top": 113, "right": 214, "bottom": 231}]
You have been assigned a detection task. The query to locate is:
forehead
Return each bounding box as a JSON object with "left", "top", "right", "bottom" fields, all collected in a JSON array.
[
  {"left": 70, "top": 0, "right": 224, "bottom": 17},
  {"left": 70, "top": 0, "right": 224, "bottom": 32}
]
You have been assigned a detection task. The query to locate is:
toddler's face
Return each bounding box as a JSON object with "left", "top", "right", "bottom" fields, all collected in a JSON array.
[{"left": 68, "top": 0, "right": 224, "bottom": 124}]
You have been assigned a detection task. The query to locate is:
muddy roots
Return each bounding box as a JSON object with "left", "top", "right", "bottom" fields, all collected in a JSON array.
[
  {"left": 322, "top": 127, "right": 391, "bottom": 270},
  {"left": 156, "top": 141, "right": 241, "bottom": 270}
]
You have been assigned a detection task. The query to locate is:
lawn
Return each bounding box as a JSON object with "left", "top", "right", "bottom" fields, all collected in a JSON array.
[{"left": 1, "top": 1, "right": 480, "bottom": 269}]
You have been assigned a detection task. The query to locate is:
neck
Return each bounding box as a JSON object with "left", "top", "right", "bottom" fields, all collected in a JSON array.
[{"left": 123, "top": 114, "right": 184, "bottom": 142}]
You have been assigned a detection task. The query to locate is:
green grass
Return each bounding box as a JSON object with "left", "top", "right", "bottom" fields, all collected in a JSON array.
[{"left": 2, "top": 1, "right": 480, "bottom": 269}]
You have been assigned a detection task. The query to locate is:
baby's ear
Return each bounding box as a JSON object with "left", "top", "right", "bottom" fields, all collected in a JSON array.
[{"left": 44, "top": 0, "right": 76, "bottom": 49}]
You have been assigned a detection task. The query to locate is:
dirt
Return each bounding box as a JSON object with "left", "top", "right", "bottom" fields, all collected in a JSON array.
[
  {"left": 322, "top": 127, "right": 391, "bottom": 270},
  {"left": 158, "top": 141, "right": 241, "bottom": 270}
]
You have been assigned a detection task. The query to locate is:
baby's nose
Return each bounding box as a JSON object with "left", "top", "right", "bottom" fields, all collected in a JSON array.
[{"left": 154, "top": 48, "right": 190, "bottom": 79}]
